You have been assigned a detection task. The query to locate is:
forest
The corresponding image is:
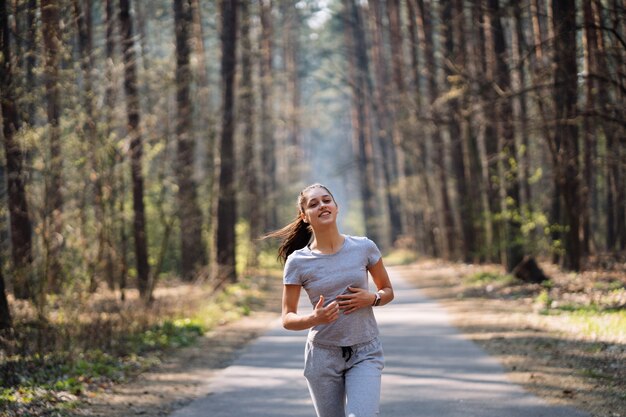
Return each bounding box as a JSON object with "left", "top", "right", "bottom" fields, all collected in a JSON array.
[{"left": 0, "top": 0, "right": 625, "bottom": 412}]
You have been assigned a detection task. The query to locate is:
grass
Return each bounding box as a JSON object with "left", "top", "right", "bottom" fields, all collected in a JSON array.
[
  {"left": 540, "top": 307, "right": 626, "bottom": 342},
  {"left": 465, "top": 271, "right": 517, "bottom": 286},
  {"left": 383, "top": 248, "right": 419, "bottom": 266}
]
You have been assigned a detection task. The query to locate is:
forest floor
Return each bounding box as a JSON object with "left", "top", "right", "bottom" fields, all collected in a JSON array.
[{"left": 67, "top": 259, "right": 625, "bottom": 417}]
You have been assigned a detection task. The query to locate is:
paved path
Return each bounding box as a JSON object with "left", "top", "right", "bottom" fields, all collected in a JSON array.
[{"left": 170, "top": 267, "right": 589, "bottom": 417}]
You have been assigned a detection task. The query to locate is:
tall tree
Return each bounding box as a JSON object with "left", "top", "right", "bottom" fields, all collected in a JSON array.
[
  {"left": 1, "top": 0, "right": 34, "bottom": 300},
  {"left": 239, "top": 0, "right": 260, "bottom": 267},
  {"left": 174, "top": 0, "right": 207, "bottom": 280},
  {"left": 73, "top": 0, "right": 105, "bottom": 291},
  {"left": 119, "top": 0, "right": 150, "bottom": 298},
  {"left": 103, "top": 0, "right": 128, "bottom": 295},
  {"left": 216, "top": 0, "right": 238, "bottom": 283},
  {"left": 41, "top": 0, "right": 64, "bottom": 292},
  {"left": 406, "top": 0, "right": 437, "bottom": 256},
  {"left": 0, "top": 263, "right": 10, "bottom": 329},
  {"left": 24, "top": 0, "right": 38, "bottom": 124},
  {"left": 551, "top": 0, "right": 581, "bottom": 270},
  {"left": 417, "top": 0, "right": 455, "bottom": 259},
  {"left": 281, "top": 1, "right": 302, "bottom": 171},
  {"left": 486, "top": 0, "right": 524, "bottom": 272},
  {"left": 442, "top": 0, "right": 472, "bottom": 261},
  {"left": 343, "top": 0, "right": 381, "bottom": 246},
  {"left": 591, "top": 0, "right": 624, "bottom": 252},
  {"left": 259, "top": 0, "right": 277, "bottom": 231},
  {"left": 369, "top": 0, "right": 403, "bottom": 246}
]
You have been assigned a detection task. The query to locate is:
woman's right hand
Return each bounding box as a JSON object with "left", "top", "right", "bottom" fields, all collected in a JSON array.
[{"left": 313, "top": 295, "right": 340, "bottom": 325}]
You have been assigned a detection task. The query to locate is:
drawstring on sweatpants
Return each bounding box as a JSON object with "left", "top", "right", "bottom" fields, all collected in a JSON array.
[{"left": 341, "top": 346, "right": 353, "bottom": 362}]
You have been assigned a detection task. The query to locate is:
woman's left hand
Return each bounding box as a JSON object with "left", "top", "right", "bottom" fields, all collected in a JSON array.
[{"left": 336, "top": 287, "right": 374, "bottom": 315}]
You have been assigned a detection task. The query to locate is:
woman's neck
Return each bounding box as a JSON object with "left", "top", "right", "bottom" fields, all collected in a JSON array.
[{"left": 310, "top": 227, "right": 344, "bottom": 254}]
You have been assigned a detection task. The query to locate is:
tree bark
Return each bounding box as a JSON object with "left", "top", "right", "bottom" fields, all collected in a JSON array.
[
  {"left": 174, "top": 0, "right": 207, "bottom": 281},
  {"left": 1, "top": 0, "right": 34, "bottom": 300},
  {"left": 119, "top": 0, "right": 151, "bottom": 297},
  {"left": 216, "top": 0, "right": 238, "bottom": 283},
  {"left": 41, "top": 0, "right": 64, "bottom": 293}
]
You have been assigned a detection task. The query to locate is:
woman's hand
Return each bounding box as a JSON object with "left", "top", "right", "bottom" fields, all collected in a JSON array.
[
  {"left": 312, "top": 295, "right": 340, "bottom": 324},
  {"left": 336, "top": 287, "right": 375, "bottom": 315}
]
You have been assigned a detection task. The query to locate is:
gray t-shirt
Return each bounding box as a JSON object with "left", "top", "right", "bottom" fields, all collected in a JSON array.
[{"left": 283, "top": 235, "right": 382, "bottom": 346}]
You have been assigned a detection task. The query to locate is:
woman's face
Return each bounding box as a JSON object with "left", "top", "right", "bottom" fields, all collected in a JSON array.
[{"left": 300, "top": 187, "right": 338, "bottom": 229}]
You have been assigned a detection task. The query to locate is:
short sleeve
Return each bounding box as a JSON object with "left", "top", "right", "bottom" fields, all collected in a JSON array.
[
  {"left": 366, "top": 238, "right": 382, "bottom": 267},
  {"left": 283, "top": 253, "right": 302, "bottom": 286}
]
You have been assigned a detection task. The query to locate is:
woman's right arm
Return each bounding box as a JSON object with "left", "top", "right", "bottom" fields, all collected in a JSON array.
[{"left": 282, "top": 284, "right": 340, "bottom": 331}]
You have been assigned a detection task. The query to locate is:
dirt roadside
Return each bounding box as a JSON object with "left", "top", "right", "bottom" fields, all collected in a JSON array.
[
  {"left": 70, "top": 261, "right": 624, "bottom": 417},
  {"left": 68, "top": 278, "right": 284, "bottom": 417},
  {"left": 395, "top": 260, "right": 625, "bottom": 417}
]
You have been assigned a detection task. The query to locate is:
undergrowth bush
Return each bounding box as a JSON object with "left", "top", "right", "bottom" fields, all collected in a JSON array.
[{"left": 0, "top": 275, "right": 271, "bottom": 415}]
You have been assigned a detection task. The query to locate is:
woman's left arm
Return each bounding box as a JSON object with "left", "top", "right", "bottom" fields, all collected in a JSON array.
[
  {"left": 337, "top": 258, "right": 394, "bottom": 314},
  {"left": 368, "top": 258, "right": 394, "bottom": 307}
]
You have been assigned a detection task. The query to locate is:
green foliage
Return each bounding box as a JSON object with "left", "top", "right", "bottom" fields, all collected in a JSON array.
[
  {"left": 383, "top": 249, "right": 419, "bottom": 266},
  {"left": 535, "top": 289, "right": 553, "bottom": 312},
  {"left": 129, "top": 318, "right": 205, "bottom": 352},
  {"left": 0, "top": 350, "right": 151, "bottom": 414},
  {"left": 465, "top": 271, "right": 517, "bottom": 286}
]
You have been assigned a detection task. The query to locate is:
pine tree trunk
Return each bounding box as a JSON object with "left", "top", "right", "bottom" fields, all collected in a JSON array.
[
  {"left": 343, "top": 0, "right": 381, "bottom": 246},
  {"left": 104, "top": 0, "right": 126, "bottom": 294},
  {"left": 259, "top": 0, "right": 277, "bottom": 231},
  {"left": 407, "top": 0, "right": 437, "bottom": 256},
  {"left": 417, "top": 0, "right": 454, "bottom": 259},
  {"left": 480, "top": 0, "right": 503, "bottom": 263},
  {"left": 216, "top": 0, "right": 238, "bottom": 284},
  {"left": 369, "top": 0, "right": 403, "bottom": 247},
  {"left": 174, "top": 0, "right": 207, "bottom": 281},
  {"left": 119, "top": 0, "right": 151, "bottom": 297},
  {"left": 583, "top": 0, "right": 598, "bottom": 255},
  {"left": 552, "top": 0, "right": 581, "bottom": 271},
  {"left": 281, "top": 2, "right": 302, "bottom": 173},
  {"left": 74, "top": 0, "right": 105, "bottom": 292},
  {"left": 41, "top": 0, "right": 64, "bottom": 293},
  {"left": 239, "top": 0, "right": 260, "bottom": 267},
  {"left": 512, "top": 4, "right": 532, "bottom": 211},
  {"left": 25, "top": 0, "right": 37, "bottom": 124},
  {"left": 1, "top": 0, "right": 34, "bottom": 300},
  {"left": 0, "top": 264, "right": 11, "bottom": 330},
  {"left": 443, "top": 0, "right": 473, "bottom": 262},
  {"left": 487, "top": 0, "right": 524, "bottom": 272}
]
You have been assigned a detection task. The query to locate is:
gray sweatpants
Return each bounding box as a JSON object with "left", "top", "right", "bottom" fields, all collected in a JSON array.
[{"left": 303, "top": 337, "right": 385, "bottom": 417}]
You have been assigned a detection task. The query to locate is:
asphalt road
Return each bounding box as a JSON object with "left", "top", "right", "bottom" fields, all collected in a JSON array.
[{"left": 169, "top": 267, "right": 590, "bottom": 417}]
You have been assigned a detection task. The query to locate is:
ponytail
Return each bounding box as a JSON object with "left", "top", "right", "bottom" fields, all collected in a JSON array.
[{"left": 263, "top": 216, "right": 312, "bottom": 263}]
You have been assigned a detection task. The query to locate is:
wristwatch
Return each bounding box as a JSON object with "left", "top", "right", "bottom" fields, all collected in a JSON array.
[{"left": 372, "top": 292, "right": 381, "bottom": 306}]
